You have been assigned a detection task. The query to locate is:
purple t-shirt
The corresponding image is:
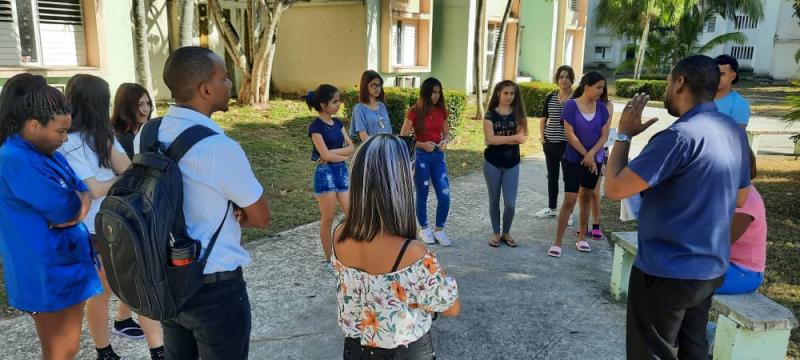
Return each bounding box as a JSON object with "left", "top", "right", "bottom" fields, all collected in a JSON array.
[{"left": 562, "top": 99, "right": 609, "bottom": 164}]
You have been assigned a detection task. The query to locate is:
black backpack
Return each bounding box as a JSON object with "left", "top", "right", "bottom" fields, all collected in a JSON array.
[{"left": 95, "top": 118, "right": 229, "bottom": 321}]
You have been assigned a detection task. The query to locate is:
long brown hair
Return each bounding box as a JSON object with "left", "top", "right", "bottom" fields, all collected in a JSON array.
[
  {"left": 487, "top": 80, "right": 527, "bottom": 133},
  {"left": 65, "top": 74, "right": 114, "bottom": 168},
  {"left": 111, "top": 83, "right": 152, "bottom": 134},
  {"left": 358, "top": 70, "right": 385, "bottom": 104},
  {"left": 411, "top": 77, "right": 446, "bottom": 137}
]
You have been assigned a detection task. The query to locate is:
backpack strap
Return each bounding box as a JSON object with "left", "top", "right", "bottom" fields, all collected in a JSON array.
[
  {"left": 165, "top": 125, "right": 218, "bottom": 161},
  {"left": 391, "top": 238, "right": 412, "bottom": 273},
  {"left": 200, "top": 201, "right": 232, "bottom": 264},
  {"left": 139, "top": 117, "right": 163, "bottom": 153}
]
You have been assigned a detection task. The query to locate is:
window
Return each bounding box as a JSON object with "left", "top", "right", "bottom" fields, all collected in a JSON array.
[
  {"left": 380, "top": 0, "right": 432, "bottom": 73},
  {"left": 735, "top": 15, "right": 757, "bottom": 29},
  {"left": 731, "top": 46, "right": 754, "bottom": 60},
  {"left": 593, "top": 46, "right": 611, "bottom": 60},
  {"left": 705, "top": 18, "right": 716, "bottom": 33},
  {"left": 485, "top": 23, "right": 505, "bottom": 86},
  {"left": 569, "top": 0, "right": 577, "bottom": 11},
  {"left": 1, "top": 0, "right": 88, "bottom": 66},
  {"left": 390, "top": 21, "right": 418, "bottom": 67}
]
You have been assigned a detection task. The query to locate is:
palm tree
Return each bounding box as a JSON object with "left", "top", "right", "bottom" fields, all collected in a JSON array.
[
  {"left": 671, "top": 5, "right": 747, "bottom": 63},
  {"left": 595, "top": 0, "right": 764, "bottom": 79}
]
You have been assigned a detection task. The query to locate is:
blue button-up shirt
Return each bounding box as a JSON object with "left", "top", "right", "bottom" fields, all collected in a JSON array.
[
  {"left": 0, "top": 135, "right": 102, "bottom": 312},
  {"left": 628, "top": 102, "right": 751, "bottom": 280}
]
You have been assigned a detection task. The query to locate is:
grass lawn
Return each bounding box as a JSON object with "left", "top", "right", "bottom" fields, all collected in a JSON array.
[
  {"left": 600, "top": 155, "right": 800, "bottom": 357},
  {"left": 0, "top": 99, "right": 539, "bottom": 319}
]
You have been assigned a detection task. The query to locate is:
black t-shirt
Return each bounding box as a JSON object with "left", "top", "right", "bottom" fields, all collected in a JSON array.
[
  {"left": 116, "top": 132, "right": 136, "bottom": 160},
  {"left": 484, "top": 109, "right": 521, "bottom": 168}
]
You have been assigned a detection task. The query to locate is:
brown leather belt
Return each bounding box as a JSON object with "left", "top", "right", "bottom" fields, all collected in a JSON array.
[{"left": 203, "top": 267, "right": 242, "bottom": 284}]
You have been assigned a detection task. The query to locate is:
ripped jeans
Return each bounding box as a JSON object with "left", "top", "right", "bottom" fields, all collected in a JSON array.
[{"left": 414, "top": 148, "right": 450, "bottom": 229}]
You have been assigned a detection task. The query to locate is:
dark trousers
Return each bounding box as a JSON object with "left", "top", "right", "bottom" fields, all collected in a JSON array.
[
  {"left": 163, "top": 274, "right": 251, "bottom": 360},
  {"left": 343, "top": 331, "right": 435, "bottom": 360},
  {"left": 626, "top": 266, "right": 723, "bottom": 360},
  {"left": 542, "top": 141, "right": 567, "bottom": 210}
]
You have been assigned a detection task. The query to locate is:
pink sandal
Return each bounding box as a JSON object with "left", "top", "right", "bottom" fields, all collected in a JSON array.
[
  {"left": 575, "top": 240, "right": 591, "bottom": 252},
  {"left": 591, "top": 228, "right": 603, "bottom": 241},
  {"left": 547, "top": 245, "right": 562, "bottom": 258}
]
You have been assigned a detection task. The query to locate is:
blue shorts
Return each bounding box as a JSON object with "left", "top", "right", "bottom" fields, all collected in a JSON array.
[
  {"left": 716, "top": 262, "right": 764, "bottom": 294},
  {"left": 314, "top": 162, "right": 349, "bottom": 196}
]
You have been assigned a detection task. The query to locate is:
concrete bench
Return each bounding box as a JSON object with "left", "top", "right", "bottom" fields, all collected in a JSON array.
[
  {"left": 610, "top": 232, "right": 799, "bottom": 360},
  {"left": 747, "top": 130, "right": 799, "bottom": 155}
]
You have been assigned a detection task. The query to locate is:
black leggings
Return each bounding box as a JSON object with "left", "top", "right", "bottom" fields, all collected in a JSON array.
[{"left": 543, "top": 142, "right": 567, "bottom": 210}]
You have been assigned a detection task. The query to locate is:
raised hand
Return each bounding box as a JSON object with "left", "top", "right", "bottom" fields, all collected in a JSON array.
[{"left": 619, "top": 93, "right": 659, "bottom": 138}]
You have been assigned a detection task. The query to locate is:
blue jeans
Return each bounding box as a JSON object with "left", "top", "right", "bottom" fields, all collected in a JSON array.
[
  {"left": 716, "top": 262, "right": 764, "bottom": 294},
  {"left": 314, "top": 162, "right": 350, "bottom": 196},
  {"left": 162, "top": 274, "right": 251, "bottom": 360},
  {"left": 414, "top": 148, "right": 450, "bottom": 229}
]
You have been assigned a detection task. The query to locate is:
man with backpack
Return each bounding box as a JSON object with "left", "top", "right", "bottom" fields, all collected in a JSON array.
[{"left": 132, "top": 46, "right": 270, "bottom": 359}]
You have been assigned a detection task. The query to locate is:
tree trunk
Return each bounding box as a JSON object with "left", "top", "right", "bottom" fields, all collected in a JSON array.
[
  {"left": 485, "top": 0, "right": 513, "bottom": 110},
  {"left": 166, "top": 0, "right": 180, "bottom": 51},
  {"left": 634, "top": 16, "right": 651, "bottom": 80},
  {"left": 472, "top": 0, "right": 486, "bottom": 119},
  {"left": 132, "top": 0, "right": 155, "bottom": 100},
  {"left": 180, "top": 0, "right": 195, "bottom": 47},
  {"left": 208, "top": 0, "right": 252, "bottom": 102}
]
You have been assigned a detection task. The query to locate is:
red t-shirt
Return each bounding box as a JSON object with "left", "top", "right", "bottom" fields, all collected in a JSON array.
[{"left": 406, "top": 106, "right": 448, "bottom": 143}]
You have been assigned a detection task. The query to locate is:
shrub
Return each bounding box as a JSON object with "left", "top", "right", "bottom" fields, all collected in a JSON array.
[
  {"left": 518, "top": 82, "right": 559, "bottom": 117},
  {"left": 342, "top": 87, "right": 468, "bottom": 140},
  {"left": 639, "top": 74, "right": 667, "bottom": 81},
  {"left": 614, "top": 79, "right": 667, "bottom": 101}
]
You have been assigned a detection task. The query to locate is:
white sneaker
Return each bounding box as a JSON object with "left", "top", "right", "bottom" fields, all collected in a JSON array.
[
  {"left": 535, "top": 208, "right": 557, "bottom": 218},
  {"left": 567, "top": 214, "right": 574, "bottom": 226},
  {"left": 419, "top": 227, "right": 436, "bottom": 244},
  {"left": 433, "top": 230, "right": 452, "bottom": 247}
]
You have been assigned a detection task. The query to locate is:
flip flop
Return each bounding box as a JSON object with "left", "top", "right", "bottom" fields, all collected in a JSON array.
[
  {"left": 502, "top": 235, "right": 518, "bottom": 248},
  {"left": 591, "top": 228, "right": 603, "bottom": 241},
  {"left": 489, "top": 235, "right": 501, "bottom": 247},
  {"left": 547, "top": 245, "right": 562, "bottom": 258},
  {"left": 575, "top": 240, "right": 592, "bottom": 252}
]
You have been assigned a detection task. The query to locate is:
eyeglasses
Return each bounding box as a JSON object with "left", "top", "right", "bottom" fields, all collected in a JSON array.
[{"left": 368, "top": 83, "right": 383, "bottom": 89}]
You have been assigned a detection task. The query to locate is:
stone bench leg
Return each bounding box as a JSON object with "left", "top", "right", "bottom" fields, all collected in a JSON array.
[
  {"left": 747, "top": 133, "right": 761, "bottom": 155},
  {"left": 610, "top": 244, "right": 634, "bottom": 301},
  {"left": 713, "top": 314, "right": 792, "bottom": 360}
]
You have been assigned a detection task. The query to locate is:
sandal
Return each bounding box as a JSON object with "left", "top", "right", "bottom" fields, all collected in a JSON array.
[
  {"left": 547, "top": 245, "right": 562, "bottom": 258},
  {"left": 591, "top": 228, "right": 603, "bottom": 241},
  {"left": 489, "top": 235, "right": 501, "bottom": 247},
  {"left": 575, "top": 240, "right": 592, "bottom": 252},
  {"left": 501, "top": 235, "right": 518, "bottom": 248}
]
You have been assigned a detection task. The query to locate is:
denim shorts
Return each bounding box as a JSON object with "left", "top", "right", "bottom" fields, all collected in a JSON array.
[{"left": 314, "top": 162, "right": 349, "bottom": 196}]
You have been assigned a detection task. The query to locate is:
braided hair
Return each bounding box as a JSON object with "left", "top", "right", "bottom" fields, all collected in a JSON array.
[
  {"left": 6, "top": 84, "right": 71, "bottom": 143},
  {"left": 0, "top": 73, "right": 47, "bottom": 144}
]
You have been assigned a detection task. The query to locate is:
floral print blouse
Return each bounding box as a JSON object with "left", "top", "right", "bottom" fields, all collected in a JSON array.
[{"left": 332, "top": 249, "right": 459, "bottom": 349}]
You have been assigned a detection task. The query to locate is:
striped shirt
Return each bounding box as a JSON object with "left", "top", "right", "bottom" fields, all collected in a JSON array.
[{"left": 542, "top": 92, "right": 568, "bottom": 143}]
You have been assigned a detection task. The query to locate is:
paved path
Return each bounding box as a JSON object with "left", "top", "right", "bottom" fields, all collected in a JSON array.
[{"left": 0, "top": 157, "right": 627, "bottom": 359}]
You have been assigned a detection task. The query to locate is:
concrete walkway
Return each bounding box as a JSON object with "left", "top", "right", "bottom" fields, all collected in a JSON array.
[{"left": 0, "top": 157, "right": 628, "bottom": 359}]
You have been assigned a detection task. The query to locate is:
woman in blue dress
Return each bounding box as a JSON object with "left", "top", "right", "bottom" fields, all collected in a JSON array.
[{"left": 0, "top": 75, "right": 101, "bottom": 359}]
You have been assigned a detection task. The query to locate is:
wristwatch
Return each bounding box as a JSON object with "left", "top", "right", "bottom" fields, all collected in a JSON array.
[{"left": 615, "top": 133, "right": 631, "bottom": 143}]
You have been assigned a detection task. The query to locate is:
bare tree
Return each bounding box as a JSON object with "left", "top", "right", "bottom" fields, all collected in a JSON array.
[
  {"left": 472, "top": 0, "right": 487, "bottom": 118},
  {"left": 484, "top": 0, "right": 513, "bottom": 110},
  {"left": 180, "top": 0, "right": 195, "bottom": 46},
  {"left": 208, "top": 0, "right": 309, "bottom": 106},
  {"left": 132, "top": 0, "right": 154, "bottom": 98},
  {"left": 166, "top": 0, "right": 180, "bottom": 51}
]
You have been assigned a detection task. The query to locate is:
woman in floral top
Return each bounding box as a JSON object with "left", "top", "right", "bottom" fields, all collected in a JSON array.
[{"left": 332, "top": 134, "right": 460, "bottom": 359}]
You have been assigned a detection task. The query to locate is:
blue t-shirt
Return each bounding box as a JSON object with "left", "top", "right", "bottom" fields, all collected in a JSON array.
[
  {"left": 562, "top": 99, "right": 609, "bottom": 164},
  {"left": 349, "top": 102, "right": 392, "bottom": 137},
  {"left": 714, "top": 91, "right": 750, "bottom": 126},
  {"left": 0, "top": 135, "right": 102, "bottom": 312},
  {"left": 309, "top": 117, "right": 346, "bottom": 162},
  {"left": 628, "top": 102, "right": 751, "bottom": 280}
]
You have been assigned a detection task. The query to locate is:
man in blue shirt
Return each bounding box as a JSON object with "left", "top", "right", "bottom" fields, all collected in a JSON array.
[
  {"left": 138, "top": 47, "right": 271, "bottom": 359},
  {"left": 605, "top": 55, "right": 751, "bottom": 359},
  {"left": 714, "top": 54, "right": 751, "bottom": 128}
]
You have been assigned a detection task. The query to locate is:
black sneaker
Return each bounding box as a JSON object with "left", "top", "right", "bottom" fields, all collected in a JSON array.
[
  {"left": 112, "top": 317, "right": 145, "bottom": 339},
  {"left": 96, "top": 345, "right": 126, "bottom": 360}
]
